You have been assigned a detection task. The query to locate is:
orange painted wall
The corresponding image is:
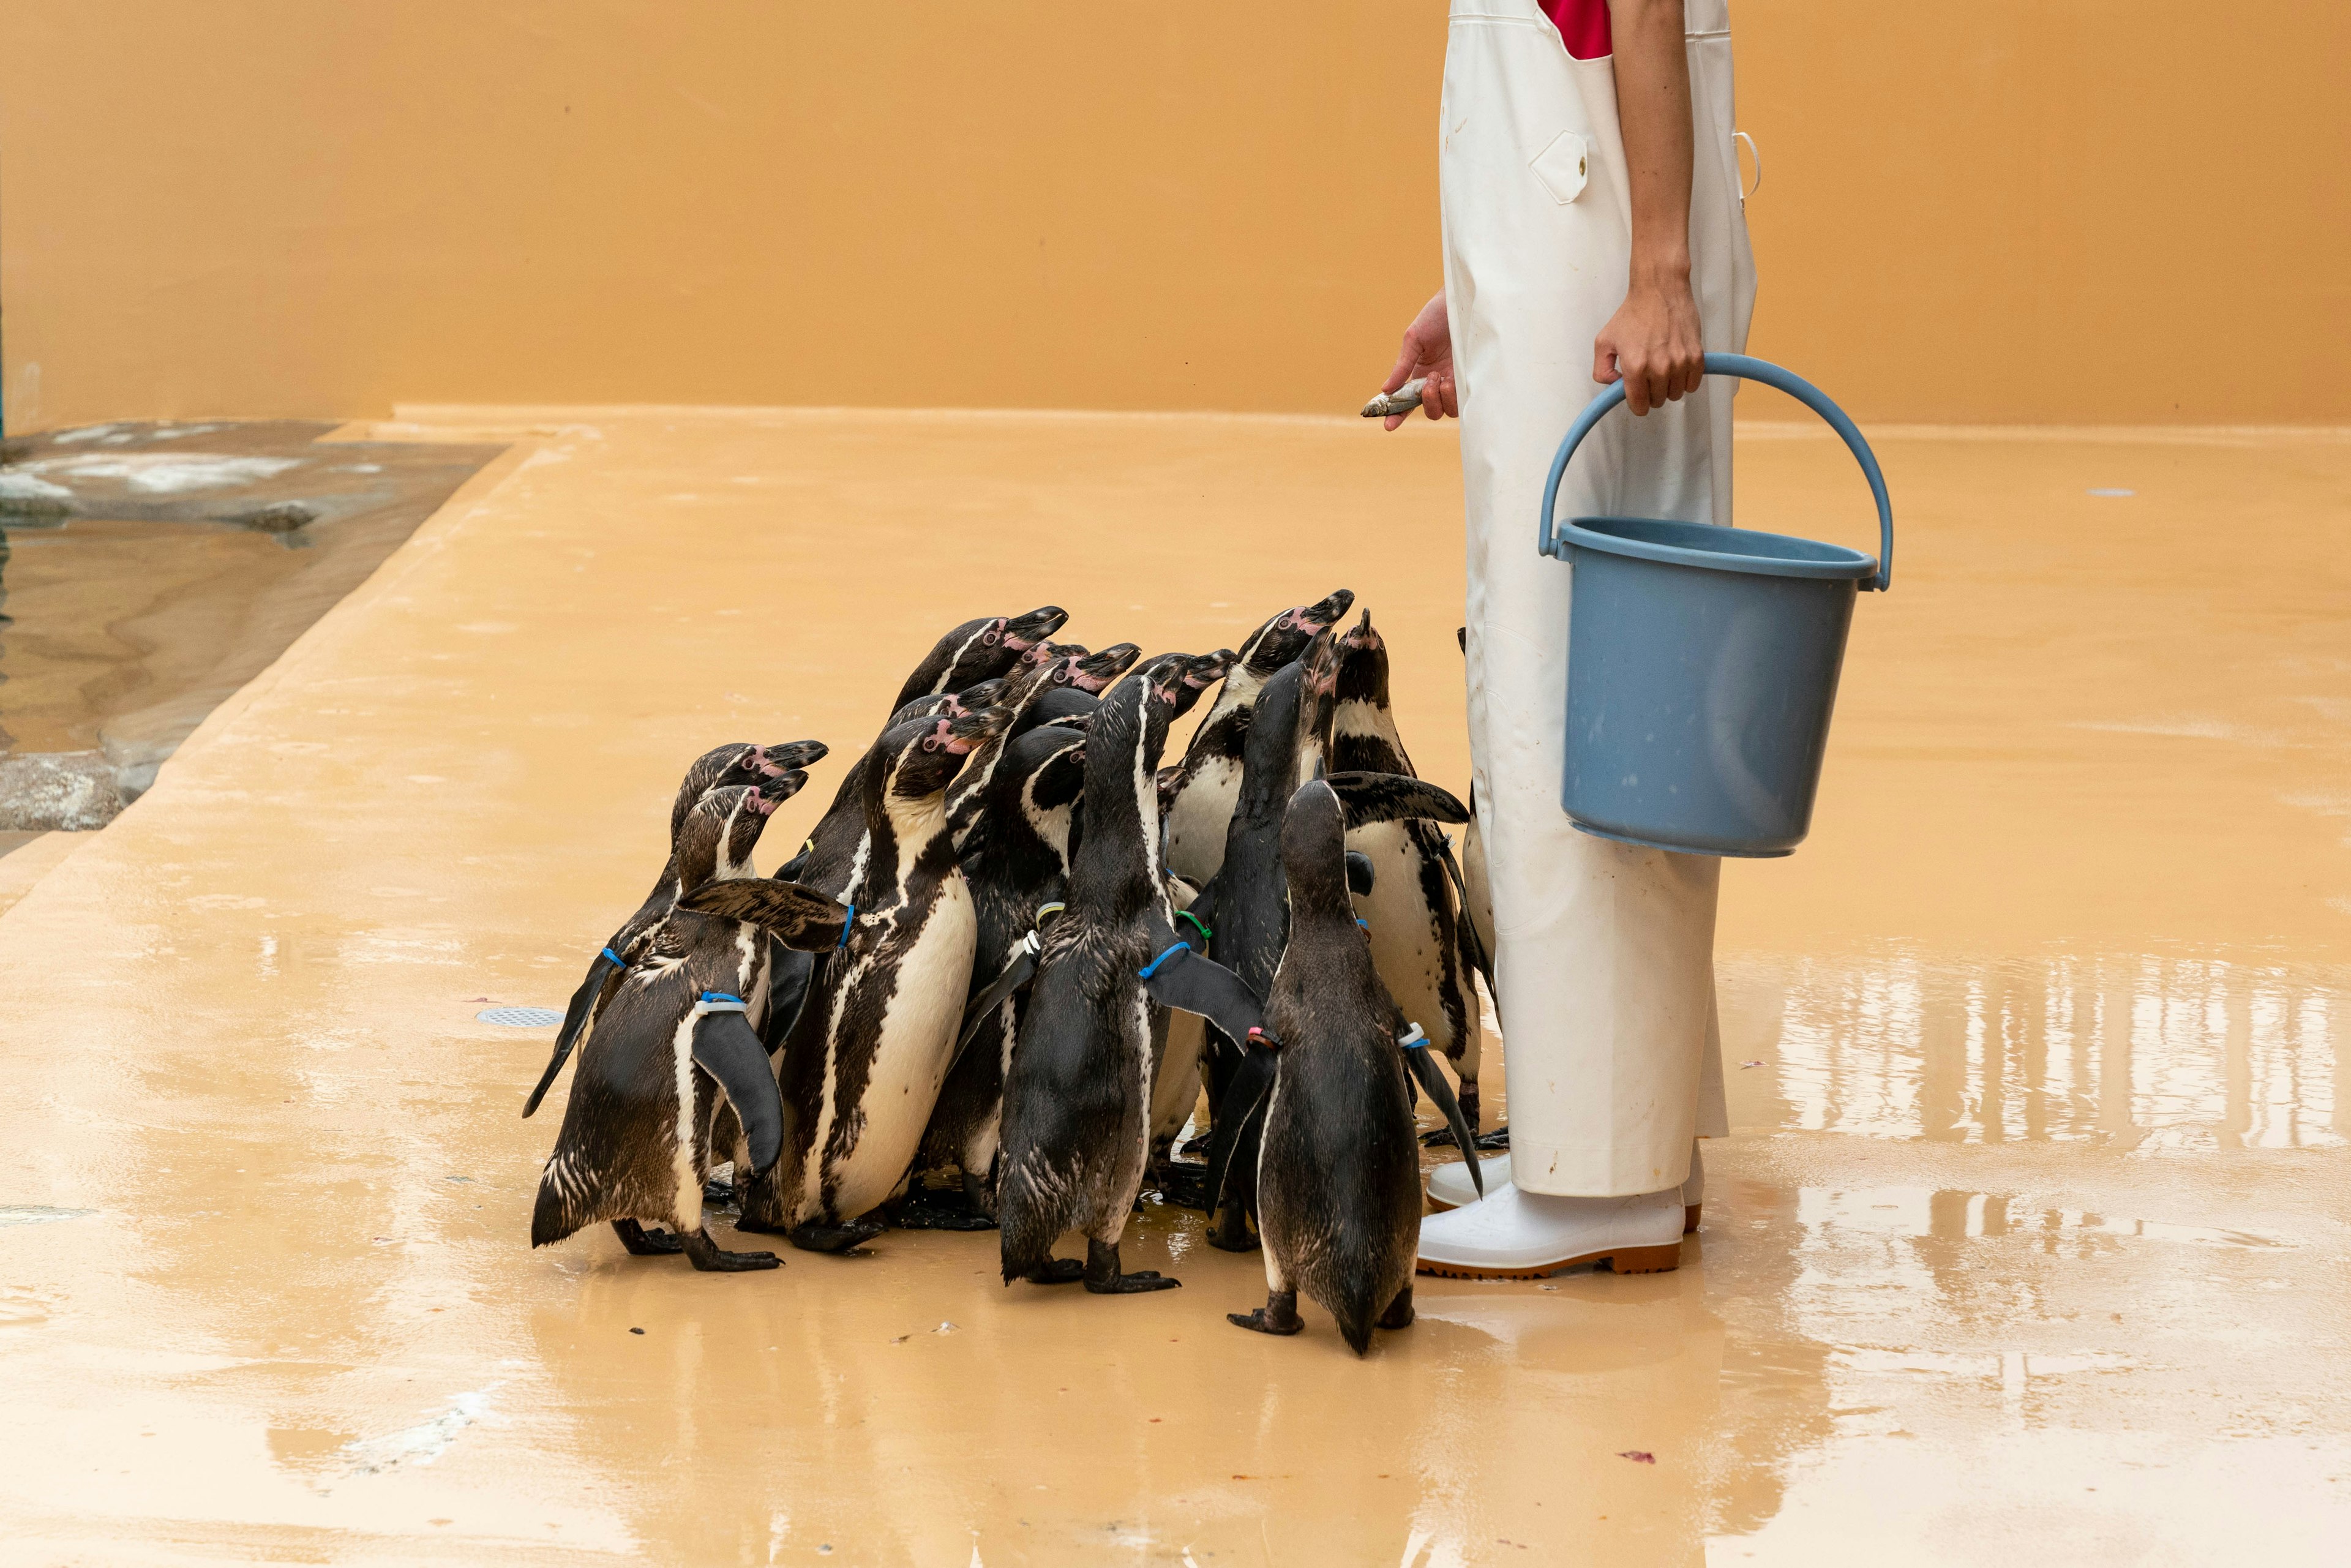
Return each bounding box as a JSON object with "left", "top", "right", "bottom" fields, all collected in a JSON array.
[{"left": 3, "top": 2, "right": 2344, "bottom": 430}]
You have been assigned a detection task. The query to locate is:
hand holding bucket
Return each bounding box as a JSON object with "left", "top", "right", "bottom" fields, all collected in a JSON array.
[{"left": 1537, "top": 353, "right": 1894, "bottom": 858}]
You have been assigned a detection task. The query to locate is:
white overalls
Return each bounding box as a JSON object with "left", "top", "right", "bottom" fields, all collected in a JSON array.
[{"left": 1442, "top": 0, "right": 1753, "bottom": 1196}]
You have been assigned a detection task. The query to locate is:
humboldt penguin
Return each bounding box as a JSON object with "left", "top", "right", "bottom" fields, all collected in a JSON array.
[
  {"left": 1330, "top": 611, "right": 1487, "bottom": 1135},
  {"left": 888, "top": 604, "right": 1068, "bottom": 715},
  {"left": 1161, "top": 588, "right": 1355, "bottom": 887},
  {"left": 996, "top": 653, "right": 1265, "bottom": 1294},
  {"left": 530, "top": 782, "right": 839, "bottom": 1270},
  {"left": 734, "top": 703, "right": 1008, "bottom": 1250},
  {"left": 903, "top": 721, "right": 1090, "bottom": 1226},
  {"left": 1183, "top": 628, "right": 1342, "bottom": 1247},
  {"left": 1226, "top": 776, "right": 1480, "bottom": 1352},
  {"left": 523, "top": 741, "right": 826, "bottom": 1119},
  {"left": 1451, "top": 626, "right": 1499, "bottom": 1012}
]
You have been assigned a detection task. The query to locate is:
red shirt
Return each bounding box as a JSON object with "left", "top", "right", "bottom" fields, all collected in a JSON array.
[{"left": 1543, "top": 0, "right": 1612, "bottom": 59}]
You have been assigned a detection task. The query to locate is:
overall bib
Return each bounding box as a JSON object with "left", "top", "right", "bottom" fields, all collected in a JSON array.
[{"left": 1441, "top": 0, "right": 1754, "bottom": 1196}]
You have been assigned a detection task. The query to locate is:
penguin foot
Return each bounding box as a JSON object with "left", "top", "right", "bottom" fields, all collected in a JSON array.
[
  {"left": 680, "top": 1227, "right": 781, "bottom": 1272},
  {"left": 1420, "top": 1122, "right": 1510, "bottom": 1152},
  {"left": 1227, "top": 1288, "right": 1302, "bottom": 1335},
  {"left": 786, "top": 1219, "right": 885, "bottom": 1255},
  {"left": 1205, "top": 1202, "right": 1261, "bottom": 1253},
  {"left": 1084, "top": 1238, "right": 1180, "bottom": 1294},
  {"left": 612, "top": 1218, "right": 684, "bottom": 1256},
  {"left": 891, "top": 1184, "right": 997, "bottom": 1232},
  {"left": 1178, "top": 1132, "right": 1215, "bottom": 1160},
  {"left": 1377, "top": 1285, "right": 1415, "bottom": 1330},
  {"left": 1151, "top": 1160, "right": 1213, "bottom": 1211},
  {"left": 702, "top": 1177, "right": 738, "bottom": 1207},
  {"left": 1018, "top": 1258, "right": 1087, "bottom": 1285}
]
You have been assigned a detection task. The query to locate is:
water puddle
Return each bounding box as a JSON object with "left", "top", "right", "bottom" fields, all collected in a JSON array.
[
  {"left": 1, "top": 422, "right": 501, "bottom": 828},
  {"left": 0, "top": 1206, "right": 94, "bottom": 1227}
]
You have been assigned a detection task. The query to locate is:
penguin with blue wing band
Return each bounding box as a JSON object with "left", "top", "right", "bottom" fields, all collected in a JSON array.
[
  {"left": 530, "top": 786, "right": 842, "bottom": 1272},
  {"left": 523, "top": 741, "right": 824, "bottom": 1119}
]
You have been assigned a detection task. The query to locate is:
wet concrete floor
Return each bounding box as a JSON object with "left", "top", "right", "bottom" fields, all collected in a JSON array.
[{"left": 0, "top": 409, "right": 2344, "bottom": 1564}]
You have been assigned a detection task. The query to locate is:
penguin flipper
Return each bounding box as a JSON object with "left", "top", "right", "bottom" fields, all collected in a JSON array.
[
  {"left": 1202, "top": 1037, "right": 1278, "bottom": 1215},
  {"left": 1402, "top": 1037, "right": 1483, "bottom": 1197},
  {"left": 953, "top": 940, "right": 1039, "bottom": 1060},
  {"left": 692, "top": 1010, "right": 786, "bottom": 1174},
  {"left": 1324, "top": 771, "right": 1471, "bottom": 828},
  {"left": 677, "top": 879, "right": 848, "bottom": 950},
  {"left": 523, "top": 951, "right": 623, "bottom": 1117},
  {"left": 1137, "top": 940, "right": 1266, "bottom": 1045}
]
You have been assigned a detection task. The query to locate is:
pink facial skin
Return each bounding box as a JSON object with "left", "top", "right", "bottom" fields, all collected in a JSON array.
[
  {"left": 749, "top": 791, "right": 780, "bottom": 816},
  {"left": 1065, "top": 656, "right": 1114, "bottom": 695},
  {"left": 980, "top": 617, "right": 1008, "bottom": 649},
  {"left": 748, "top": 746, "right": 788, "bottom": 778}
]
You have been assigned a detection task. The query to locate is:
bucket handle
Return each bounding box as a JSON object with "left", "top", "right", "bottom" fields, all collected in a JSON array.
[{"left": 1539, "top": 352, "right": 1894, "bottom": 592}]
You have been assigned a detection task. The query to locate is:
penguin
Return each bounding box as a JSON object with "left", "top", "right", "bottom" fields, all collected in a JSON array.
[
  {"left": 1330, "top": 611, "right": 1488, "bottom": 1134},
  {"left": 1174, "top": 626, "right": 1344, "bottom": 1247},
  {"left": 1225, "top": 776, "right": 1481, "bottom": 1352},
  {"left": 530, "top": 781, "right": 843, "bottom": 1270},
  {"left": 1162, "top": 588, "right": 1356, "bottom": 887},
  {"left": 735, "top": 703, "right": 1008, "bottom": 1250},
  {"left": 903, "top": 721, "right": 1090, "bottom": 1226},
  {"left": 912, "top": 646, "right": 1235, "bottom": 1226},
  {"left": 888, "top": 604, "right": 1068, "bottom": 715},
  {"left": 996, "top": 652, "right": 1264, "bottom": 1294},
  {"left": 523, "top": 741, "right": 826, "bottom": 1119},
  {"left": 1450, "top": 626, "right": 1499, "bottom": 1012}
]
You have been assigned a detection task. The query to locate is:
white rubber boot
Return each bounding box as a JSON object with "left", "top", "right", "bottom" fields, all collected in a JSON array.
[
  {"left": 1678, "top": 1141, "right": 1705, "bottom": 1234},
  {"left": 1415, "top": 1183, "right": 1685, "bottom": 1280},
  {"left": 1425, "top": 1153, "right": 1512, "bottom": 1212}
]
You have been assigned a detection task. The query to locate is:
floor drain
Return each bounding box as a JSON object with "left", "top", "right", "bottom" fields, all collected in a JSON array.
[{"left": 477, "top": 1006, "right": 563, "bottom": 1027}]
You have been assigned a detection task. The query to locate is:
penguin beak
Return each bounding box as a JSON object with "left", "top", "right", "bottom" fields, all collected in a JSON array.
[
  {"left": 1071, "top": 643, "right": 1140, "bottom": 692},
  {"left": 1002, "top": 604, "right": 1070, "bottom": 651},
  {"left": 760, "top": 740, "right": 829, "bottom": 773}
]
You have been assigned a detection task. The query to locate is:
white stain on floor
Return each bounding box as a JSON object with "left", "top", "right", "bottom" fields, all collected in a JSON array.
[{"left": 342, "top": 1382, "right": 502, "bottom": 1475}]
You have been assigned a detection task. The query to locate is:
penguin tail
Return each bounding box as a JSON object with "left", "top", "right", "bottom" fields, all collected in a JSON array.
[
  {"left": 531, "top": 1158, "right": 587, "bottom": 1248},
  {"left": 1329, "top": 1282, "right": 1381, "bottom": 1358},
  {"left": 993, "top": 1160, "right": 1066, "bottom": 1285}
]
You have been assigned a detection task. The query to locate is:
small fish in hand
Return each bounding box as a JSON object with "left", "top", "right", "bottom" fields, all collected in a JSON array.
[{"left": 1360, "top": 379, "right": 1428, "bottom": 419}]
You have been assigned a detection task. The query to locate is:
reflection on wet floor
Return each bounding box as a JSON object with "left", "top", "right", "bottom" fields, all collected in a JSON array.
[
  {"left": 1723, "top": 948, "right": 2344, "bottom": 1149},
  {"left": 4, "top": 412, "right": 2349, "bottom": 1562}
]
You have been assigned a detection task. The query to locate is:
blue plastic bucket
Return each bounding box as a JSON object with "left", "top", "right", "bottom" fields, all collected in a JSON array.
[{"left": 1539, "top": 353, "right": 1894, "bottom": 858}]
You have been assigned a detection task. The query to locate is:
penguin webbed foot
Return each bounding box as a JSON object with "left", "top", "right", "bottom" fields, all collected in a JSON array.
[
  {"left": 1227, "top": 1288, "right": 1302, "bottom": 1336},
  {"left": 1084, "top": 1237, "right": 1180, "bottom": 1294},
  {"left": 1017, "top": 1257, "right": 1087, "bottom": 1285},
  {"left": 787, "top": 1218, "right": 885, "bottom": 1255},
  {"left": 1378, "top": 1285, "right": 1415, "bottom": 1330},
  {"left": 1420, "top": 1121, "right": 1510, "bottom": 1152},
  {"left": 702, "top": 1177, "right": 737, "bottom": 1208},
  {"left": 1151, "top": 1159, "right": 1212, "bottom": 1210},
  {"left": 1205, "top": 1200, "right": 1261, "bottom": 1253},
  {"left": 681, "top": 1226, "right": 782, "bottom": 1272},
  {"left": 612, "top": 1218, "right": 684, "bottom": 1256},
  {"left": 891, "top": 1182, "right": 998, "bottom": 1232}
]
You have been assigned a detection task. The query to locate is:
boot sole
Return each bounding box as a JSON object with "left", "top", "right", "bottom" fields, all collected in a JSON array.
[
  {"left": 1423, "top": 1198, "right": 1701, "bottom": 1236},
  {"left": 1416, "top": 1239, "right": 1684, "bottom": 1281}
]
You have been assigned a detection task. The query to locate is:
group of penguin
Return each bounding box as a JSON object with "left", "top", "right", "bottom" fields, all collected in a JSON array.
[{"left": 523, "top": 593, "right": 1503, "bottom": 1354}]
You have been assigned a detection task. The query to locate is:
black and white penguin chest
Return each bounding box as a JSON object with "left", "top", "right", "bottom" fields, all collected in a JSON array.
[
  {"left": 1333, "top": 707, "right": 1474, "bottom": 1068},
  {"left": 786, "top": 805, "right": 977, "bottom": 1224}
]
